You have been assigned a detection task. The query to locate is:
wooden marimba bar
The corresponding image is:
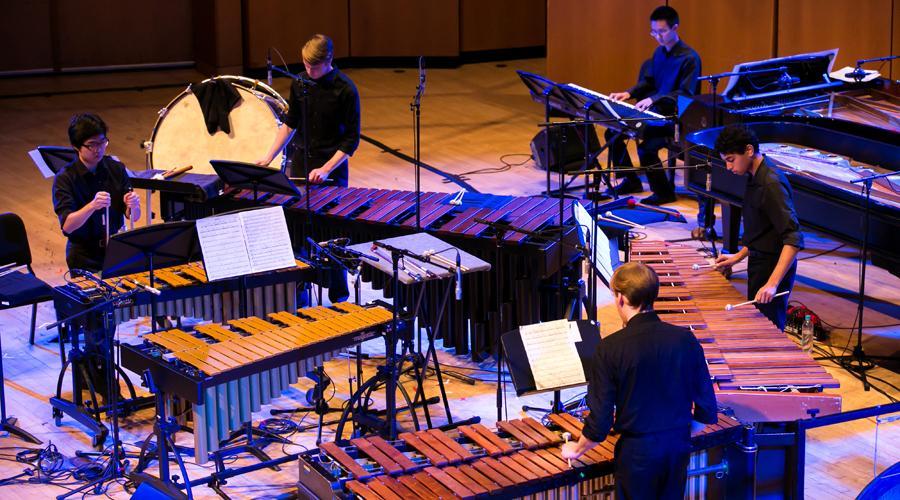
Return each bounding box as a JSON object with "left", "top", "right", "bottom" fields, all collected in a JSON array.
[
  {"left": 297, "top": 413, "right": 744, "bottom": 499},
  {"left": 121, "top": 302, "right": 393, "bottom": 463},
  {"left": 64, "top": 259, "right": 313, "bottom": 324},
  {"left": 629, "top": 240, "right": 841, "bottom": 420}
]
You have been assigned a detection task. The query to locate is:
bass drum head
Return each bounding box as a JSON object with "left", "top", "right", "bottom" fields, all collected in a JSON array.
[{"left": 149, "top": 76, "right": 286, "bottom": 175}]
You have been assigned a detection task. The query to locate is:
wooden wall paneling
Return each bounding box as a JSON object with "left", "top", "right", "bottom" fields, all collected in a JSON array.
[
  {"left": 670, "top": 0, "right": 775, "bottom": 87},
  {"left": 193, "top": 0, "right": 243, "bottom": 75},
  {"left": 547, "top": 0, "right": 660, "bottom": 93},
  {"left": 349, "top": 0, "right": 460, "bottom": 57},
  {"left": 777, "top": 0, "right": 893, "bottom": 72},
  {"left": 55, "top": 0, "right": 193, "bottom": 69},
  {"left": 0, "top": 2, "right": 54, "bottom": 73},
  {"left": 242, "top": 0, "right": 349, "bottom": 69},
  {"left": 460, "top": 0, "right": 546, "bottom": 52}
]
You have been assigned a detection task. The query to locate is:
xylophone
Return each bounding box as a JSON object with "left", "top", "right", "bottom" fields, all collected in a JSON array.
[
  {"left": 629, "top": 241, "right": 842, "bottom": 422},
  {"left": 162, "top": 184, "right": 584, "bottom": 357},
  {"left": 55, "top": 259, "right": 314, "bottom": 325},
  {"left": 297, "top": 413, "right": 745, "bottom": 499},
  {"left": 121, "top": 302, "right": 393, "bottom": 462}
]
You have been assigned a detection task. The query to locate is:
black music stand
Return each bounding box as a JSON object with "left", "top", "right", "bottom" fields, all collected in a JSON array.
[
  {"left": 502, "top": 320, "right": 599, "bottom": 413},
  {"left": 209, "top": 159, "right": 302, "bottom": 203}
]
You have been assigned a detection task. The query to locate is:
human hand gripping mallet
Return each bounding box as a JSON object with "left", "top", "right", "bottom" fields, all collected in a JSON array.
[
  {"left": 562, "top": 432, "right": 572, "bottom": 468},
  {"left": 725, "top": 291, "right": 789, "bottom": 311}
]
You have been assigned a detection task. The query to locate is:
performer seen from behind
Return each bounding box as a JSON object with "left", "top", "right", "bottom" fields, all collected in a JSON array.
[
  {"left": 713, "top": 124, "right": 803, "bottom": 330},
  {"left": 606, "top": 5, "right": 701, "bottom": 205},
  {"left": 561, "top": 262, "right": 717, "bottom": 499}
]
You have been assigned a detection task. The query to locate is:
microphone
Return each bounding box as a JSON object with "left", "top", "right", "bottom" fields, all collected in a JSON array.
[
  {"left": 130, "top": 279, "right": 162, "bottom": 296},
  {"left": 626, "top": 198, "right": 679, "bottom": 217},
  {"left": 267, "top": 48, "right": 272, "bottom": 86},
  {"left": 318, "top": 237, "right": 350, "bottom": 247},
  {"left": 455, "top": 252, "right": 462, "bottom": 301}
]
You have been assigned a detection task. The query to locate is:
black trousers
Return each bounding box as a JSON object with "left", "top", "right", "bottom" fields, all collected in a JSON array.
[
  {"left": 614, "top": 427, "right": 692, "bottom": 500},
  {"left": 291, "top": 153, "right": 350, "bottom": 303},
  {"left": 604, "top": 125, "right": 675, "bottom": 197},
  {"left": 747, "top": 249, "right": 796, "bottom": 331}
]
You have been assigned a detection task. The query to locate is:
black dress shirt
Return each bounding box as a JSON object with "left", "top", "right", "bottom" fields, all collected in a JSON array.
[
  {"left": 582, "top": 312, "right": 718, "bottom": 443},
  {"left": 628, "top": 40, "right": 701, "bottom": 115},
  {"left": 742, "top": 156, "right": 805, "bottom": 255},
  {"left": 52, "top": 157, "right": 132, "bottom": 271},
  {"left": 284, "top": 67, "right": 361, "bottom": 161}
]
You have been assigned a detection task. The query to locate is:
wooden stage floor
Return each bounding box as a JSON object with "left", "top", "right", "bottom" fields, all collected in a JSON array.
[{"left": 0, "top": 59, "right": 897, "bottom": 498}]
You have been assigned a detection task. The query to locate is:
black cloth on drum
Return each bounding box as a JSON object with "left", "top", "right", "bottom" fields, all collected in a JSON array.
[
  {"left": 52, "top": 157, "right": 132, "bottom": 272},
  {"left": 614, "top": 427, "right": 692, "bottom": 500},
  {"left": 582, "top": 311, "right": 717, "bottom": 444},
  {"left": 284, "top": 67, "right": 361, "bottom": 161},
  {"left": 192, "top": 79, "right": 242, "bottom": 134},
  {"left": 742, "top": 156, "right": 805, "bottom": 255}
]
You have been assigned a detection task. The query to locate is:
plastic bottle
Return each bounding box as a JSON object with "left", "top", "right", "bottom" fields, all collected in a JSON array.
[{"left": 801, "top": 314, "right": 814, "bottom": 353}]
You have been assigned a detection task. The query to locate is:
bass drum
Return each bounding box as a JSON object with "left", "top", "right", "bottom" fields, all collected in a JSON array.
[{"left": 146, "top": 75, "right": 288, "bottom": 175}]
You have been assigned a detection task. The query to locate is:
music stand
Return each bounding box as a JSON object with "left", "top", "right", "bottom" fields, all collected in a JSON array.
[
  {"left": 209, "top": 159, "right": 302, "bottom": 202},
  {"left": 502, "top": 320, "right": 599, "bottom": 413}
]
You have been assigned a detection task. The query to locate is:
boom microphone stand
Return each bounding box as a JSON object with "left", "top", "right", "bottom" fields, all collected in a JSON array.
[{"left": 412, "top": 56, "right": 426, "bottom": 229}]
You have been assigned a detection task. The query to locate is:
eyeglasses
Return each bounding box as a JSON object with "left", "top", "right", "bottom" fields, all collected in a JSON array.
[
  {"left": 81, "top": 138, "right": 109, "bottom": 152},
  {"left": 650, "top": 29, "right": 671, "bottom": 37}
]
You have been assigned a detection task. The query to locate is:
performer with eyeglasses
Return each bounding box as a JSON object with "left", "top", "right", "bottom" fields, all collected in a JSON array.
[
  {"left": 605, "top": 6, "right": 701, "bottom": 206},
  {"left": 52, "top": 113, "right": 140, "bottom": 272}
]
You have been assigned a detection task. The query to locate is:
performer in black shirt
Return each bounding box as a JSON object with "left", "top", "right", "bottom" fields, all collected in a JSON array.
[
  {"left": 606, "top": 6, "right": 701, "bottom": 205},
  {"left": 714, "top": 124, "right": 804, "bottom": 330},
  {"left": 257, "top": 34, "right": 361, "bottom": 186},
  {"left": 52, "top": 113, "right": 140, "bottom": 272},
  {"left": 258, "top": 34, "right": 360, "bottom": 303},
  {"left": 562, "top": 262, "right": 717, "bottom": 499}
]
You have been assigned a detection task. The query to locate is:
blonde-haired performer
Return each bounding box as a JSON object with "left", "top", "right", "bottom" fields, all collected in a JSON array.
[
  {"left": 258, "top": 34, "right": 360, "bottom": 188},
  {"left": 561, "top": 262, "right": 717, "bottom": 499},
  {"left": 258, "top": 34, "right": 360, "bottom": 303}
]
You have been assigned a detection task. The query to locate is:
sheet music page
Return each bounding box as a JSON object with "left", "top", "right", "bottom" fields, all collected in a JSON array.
[
  {"left": 573, "top": 202, "right": 614, "bottom": 283},
  {"left": 196, "top": 214, "right": 252, "bottom": 281},
  {"left": 239, "top": 206, "right": 296, "bottom": 274},
  {"left": 519, "top": 319, "right": 586, "bottom": 391}
]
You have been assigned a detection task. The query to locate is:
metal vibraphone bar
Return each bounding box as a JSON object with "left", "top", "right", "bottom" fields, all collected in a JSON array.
[
  {"left": 629, "top": 240, "right": 842, "bottom": 421},
  {"left": 121, "top": 302, "right": 393, "bottom": 462},
  {"left": 161, "top": 184, "right": 584, "bottom": 358},
  {"left": 297, "top": 412, "right": 745, "bottom": 499}
]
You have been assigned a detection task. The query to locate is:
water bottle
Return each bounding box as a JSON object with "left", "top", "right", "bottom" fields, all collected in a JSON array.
[{"left": 801, "top": 315, "right": 814, "bottom": 353}]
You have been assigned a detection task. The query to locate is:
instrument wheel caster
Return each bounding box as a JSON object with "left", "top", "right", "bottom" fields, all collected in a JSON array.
[{"left": 52, "top": 409, "right": 62, "bottom": 427}]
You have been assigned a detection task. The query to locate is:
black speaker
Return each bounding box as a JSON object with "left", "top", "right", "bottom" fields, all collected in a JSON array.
[{"left": 530, "top": 126, "right": 601, "bottom": 172}]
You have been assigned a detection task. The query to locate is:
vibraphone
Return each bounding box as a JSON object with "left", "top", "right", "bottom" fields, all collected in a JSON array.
[
  {"left": 162, "top": 184, "right": 584, "bottom": 357},
  {"left": 55, "top": 259, "right": 314, "bottom": 325},
  {"left": 629, "top": 241, "right": 842, "bottom": 421},
  {"left": 297, "top": 413, "right": 746, "bottom": 499},
  {"left": 121, "top": 302, "right": 394, "bottom": 462}
]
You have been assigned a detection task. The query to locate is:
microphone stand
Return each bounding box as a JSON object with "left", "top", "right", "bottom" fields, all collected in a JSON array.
[
  {"left": 838, "top": 170, "right": 899, "bottom": 389},
  {"left": 412, "top": 56, "right": 426, "bottom": 229}
]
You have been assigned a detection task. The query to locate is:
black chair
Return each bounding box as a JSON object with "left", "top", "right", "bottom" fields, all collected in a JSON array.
[
  {"left": 0, "top": 212, "right": 51, "bottom": 444},
  {"left": 0, "top": 212, "right": 55, "bottom": 345}
]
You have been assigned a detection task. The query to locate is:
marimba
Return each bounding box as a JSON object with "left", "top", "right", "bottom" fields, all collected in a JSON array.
[
  {"left": 121, "top": 302, "right": 393, "bottom": 462},
  {"left": 630, "top": 241, "right": 842, "bottom": 421},
  {"left": 162, "top": 184, "right": 584, "bottom": 358},
  {"left": 297, "top": 413, "right": 745, "bottom": 499},
  {"left": 55, "top": 259, "right": 314, "bottom": 325}
]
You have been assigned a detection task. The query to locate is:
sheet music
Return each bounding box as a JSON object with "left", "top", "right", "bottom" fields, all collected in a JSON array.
[
  {"left": 196, "top": 206, "right": 295, "bottom": 281},
  {"left": 519, "top": 319, "right": 586, "bottom": 391},
  {"left": 573, "top": 202, "right": 615, "bottom": 283},
  {"left": 196, "top": 214, "right": 253, "bottom": 281},
  {"left": 240, "top": 206, "right": 296, "bottom": 273}
]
